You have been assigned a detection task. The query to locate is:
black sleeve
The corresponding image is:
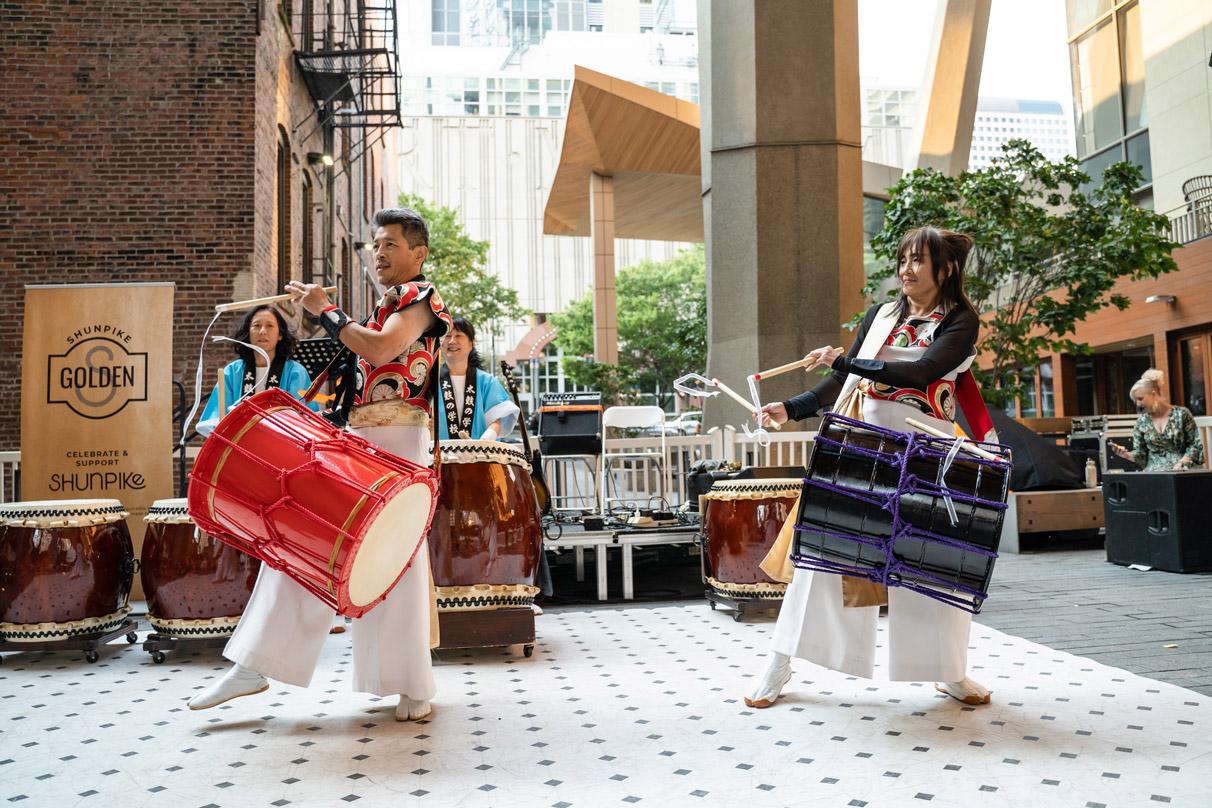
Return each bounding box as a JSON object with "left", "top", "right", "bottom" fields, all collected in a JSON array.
[
  {"left": 783, "top": 304, "right": 881, "bottom": 421},
  {"left": 830, "top": 306, "right": 978, "bottom": 389}
]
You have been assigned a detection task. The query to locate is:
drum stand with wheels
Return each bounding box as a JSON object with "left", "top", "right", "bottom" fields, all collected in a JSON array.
[
  {"left": 142, "top": 632, "right": 229, "bottom": 664},
  {"left": 699, "top": 534, "right": 783, "bottom": 622},
  {"left": 704, "top": 588, "right": 782, "bottom": 622},
  {"left": 0, "top": 619, "right": 140, "bottom": 664},
  {"left": 436, "top": 608, "right": 536, "bottom": 657}
]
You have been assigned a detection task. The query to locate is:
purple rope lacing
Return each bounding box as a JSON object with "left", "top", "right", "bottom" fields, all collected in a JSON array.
[{"left": 791, "top": 412, "right": 1012, "bottom": 614}]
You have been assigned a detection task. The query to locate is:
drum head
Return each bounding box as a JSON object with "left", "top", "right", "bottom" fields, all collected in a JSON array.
[
  {"left": 705, "top": 478, "right": 801, "bottom": 499},
  {"left": 0, "top": 499, "right": 127, "bottom": 527},
  {"left": 347, "top": 482, "right": 435, "bottom": 607},
  {"left": 145, "top": 498, "right": 192, "bottom": 524},
  {"left": 439, "top": 439, "right": 529, "bottom": 468}
]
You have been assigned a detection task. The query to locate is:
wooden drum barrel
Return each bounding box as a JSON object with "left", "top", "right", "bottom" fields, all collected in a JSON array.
[
  {"left": 0, "top": 500, "right": 134, "bottom": 641},
  {"left": 701, "top": 479, "right": 800, "bottom": 600},
  {"left": 429, "top": 440, "right": 542, "bottom": 611},
  {"left": 141, "top": 498, "right": 261, "bottom": 638}
]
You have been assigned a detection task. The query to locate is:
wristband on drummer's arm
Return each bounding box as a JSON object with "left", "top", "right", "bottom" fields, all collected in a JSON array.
[{"left": 319, "top": 304, "right": 350, "bottom": 340}]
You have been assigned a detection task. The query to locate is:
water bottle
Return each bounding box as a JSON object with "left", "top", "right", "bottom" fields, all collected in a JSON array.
[{"left": 1084, "top": 458, "right": 1098, "bottom": 488}]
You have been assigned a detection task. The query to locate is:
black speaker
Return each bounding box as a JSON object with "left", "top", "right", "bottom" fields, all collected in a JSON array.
[
  {"left": 1103, "top": 470, "right": 1212, "bottom": 572},
  {"left": 537, "top": 392, "right": 603, "bottom": 456}
]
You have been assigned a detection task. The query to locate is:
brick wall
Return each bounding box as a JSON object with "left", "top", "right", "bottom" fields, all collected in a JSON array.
[{"left": 0, "top": 0, "right": 393, "bottom": 455}]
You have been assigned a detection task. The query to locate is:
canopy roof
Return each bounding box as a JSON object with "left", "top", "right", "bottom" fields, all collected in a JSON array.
[{"left": 543, "top": 66, "right": 703, "bottom": 243}]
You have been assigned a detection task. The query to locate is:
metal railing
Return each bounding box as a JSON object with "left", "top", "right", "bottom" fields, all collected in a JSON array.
[
  {"left": 545, "top": 427, "right": 818, "bottom": 512},
  {"left": 1168, "top": 204, "right": 1212, "bottom": 246}
]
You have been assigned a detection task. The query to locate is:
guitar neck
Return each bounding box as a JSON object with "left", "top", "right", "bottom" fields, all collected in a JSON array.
[{"left": 500, "top": 362, "right": 537, "bottom": 459}]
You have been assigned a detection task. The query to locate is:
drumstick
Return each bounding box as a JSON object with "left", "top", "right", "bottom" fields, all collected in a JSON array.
[
  {"left": 904, "top": 417, "right": 1000, "bottom": 462},
  {"left": 711, "top": 378, "right": 756, "bottom": 411},
  {"left": 712, "top": 377, "right": 780, "bottom": 428},
  {"left": 215, "top": 286, "right": 338, "bottom": 313},
  {"left": 217, "top": 369, "right": 226, "bottom": 419},
  {"left": 751, "top": 355, "right": 818, "bottom": 381}
]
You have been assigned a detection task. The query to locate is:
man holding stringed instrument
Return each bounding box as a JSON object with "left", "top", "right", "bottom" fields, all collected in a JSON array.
[{"left": 189, "top": 207, "right": 452, "bottom": 722}]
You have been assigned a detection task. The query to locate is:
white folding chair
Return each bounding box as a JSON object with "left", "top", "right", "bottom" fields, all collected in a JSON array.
[{"left": 599, "top": 405, "right": 668, "bottom": 514}]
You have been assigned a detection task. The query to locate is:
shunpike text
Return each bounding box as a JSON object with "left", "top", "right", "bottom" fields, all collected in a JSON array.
[
  {"left": 65, "top": 324, "right": 133, "bottom": 346},
  {"left": 48, "top": 471, "right": 146, "bottom": 492}
]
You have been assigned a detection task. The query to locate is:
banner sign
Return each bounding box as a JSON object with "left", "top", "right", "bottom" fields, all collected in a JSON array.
[{"left": 21, "top": 283, "right": 175, "bottom": 593}]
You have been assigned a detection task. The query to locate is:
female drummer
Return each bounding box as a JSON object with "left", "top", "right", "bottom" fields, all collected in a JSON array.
[
  {"left": 746, "top": 225, "right": 997, "bottom": 709},
  {"left": 196, "top": 305, "right": 317, "bottom": 436},
  {"left": 437, "top": 316, "right": 520, "bottom": 441}
]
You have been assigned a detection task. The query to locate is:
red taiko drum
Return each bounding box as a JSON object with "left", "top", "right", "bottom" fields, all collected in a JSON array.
[
  {"left": 187, "top": 388, "right": 439, "bottom": 618},
  {"left": 141, "top": 498, "right": 261, "bottom": 637},
  {"left": 0, "top": 500, "right": 134, "bottom": 641},
  {"left": 429, "top": 440, "right": 542, "bottom": 610},
  {"left": 702, "top": 478, "right": 799, "bottom": 600}
]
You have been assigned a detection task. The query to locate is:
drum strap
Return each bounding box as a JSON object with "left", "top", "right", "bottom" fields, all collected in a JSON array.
[
  {"left": 303, "top": 315, "right": 374, "bottom": 426},
  {"left": 429, "top": 355, "right": 443, "bottom": 473}
]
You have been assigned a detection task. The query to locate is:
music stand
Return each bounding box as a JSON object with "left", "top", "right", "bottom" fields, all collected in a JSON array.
[{"left": 293, "top": 337, "right": 344, "bottom": 379}]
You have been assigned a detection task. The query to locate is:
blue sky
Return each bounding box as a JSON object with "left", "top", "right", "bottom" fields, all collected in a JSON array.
[{"left": 860, "top": 0, "right": 1072, "bottom": 115}]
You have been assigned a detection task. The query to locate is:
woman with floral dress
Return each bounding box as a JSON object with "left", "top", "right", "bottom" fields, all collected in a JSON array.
[{"left": 1112, "top": 369, "right": 1206, "bottom": 471}]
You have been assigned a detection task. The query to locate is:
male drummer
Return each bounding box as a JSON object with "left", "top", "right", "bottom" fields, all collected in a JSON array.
[{"left": 189, "top": 207, "right": 452, "bottom": 721}]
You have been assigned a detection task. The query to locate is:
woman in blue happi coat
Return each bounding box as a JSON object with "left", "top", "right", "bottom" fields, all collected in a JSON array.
[
  {"left": 435, "top": 316, "right": 520, "bottom": 441},
  {"left": 197, "top": 305, "right": 318, "bottom": 436}
]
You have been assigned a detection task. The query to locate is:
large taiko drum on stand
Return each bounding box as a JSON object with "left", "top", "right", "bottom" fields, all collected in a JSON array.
[
  {"left": 141, "top": 498, "right": 261, "bottom": 638},
  {"left": 187, "top": 388, "right": 440, "bottom": 618},
  {"left": 701, "top": 479, "right": 799, "bottom": 601},
  {"left": 429, "top": 440, "right": 542, "bottom": 611},
  {"left": 0, "top": 500, "right": 135, "bottom": 642}
]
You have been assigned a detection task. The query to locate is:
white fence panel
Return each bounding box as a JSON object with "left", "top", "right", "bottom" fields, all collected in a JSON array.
[
  {"left": 0, "top": 451, "right": 19, "bottom": 504},
  {"left": 1196, "top": 416, "right": 1212, "bottom": 469}
]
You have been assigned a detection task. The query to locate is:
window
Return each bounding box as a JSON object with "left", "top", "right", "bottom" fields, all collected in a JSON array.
[
  {"left": 1177, "top": 335, "right": 1211, "bottom": 416},
  {"left": 432, "top": 0, "right": 460, "bottom": 45},
  {"left": 300, "top": 0, "right": 314, "bottom": 50},
  {"left": 1019, "top": 367, "right": 1039, "bottom": 418},
  {"left": 341, "top": 239, "right": 351, "bottom": 318},
  {"left": 1068, "top": 1, "right": 1149, "bottom": 194},
  {"left": 1039, "top": 361, "right": 1055, "bottom": 418},
  {"left": 861, "top": 195, "right": 887, "bottom": 282},
  {"left": 1118, "top": 1, "right": 1146, "bottom": 133},
  {"left": 301, "top": 172, "right": 315, "bottom": 284},
  {"left": 1075, "top": 356, "right": 1097, "bottom": 415},
  {"left": 1066, "top": 0, "right": 1115, "bottom": 31},
  {"left": 276, "top": 130, "right": 291, "bottom": 290},
  {"left": 554, "top": 0, "right": 586, "bottom": 32}
]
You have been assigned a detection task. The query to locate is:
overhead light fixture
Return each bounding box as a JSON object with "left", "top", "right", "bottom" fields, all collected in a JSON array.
[
  {"left": 355, "top": 241, "right": 374, "bottom": 251},
  {"left": 1145, "top": 294, "right": 1176, "bottom": 305},
  {"left": 307, "top": 152, "right": 334, "bottom": 167}
]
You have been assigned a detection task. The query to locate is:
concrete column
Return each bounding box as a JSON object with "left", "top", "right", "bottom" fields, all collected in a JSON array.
[
  {"left": 591, "top": 172, "right": 619, "bottom": 364},
  {"left": 700, "top": 0, "right": 866, "bottom": 428},
  {"left": 910, "top": 0, "right": 992, "bottom": 175}
]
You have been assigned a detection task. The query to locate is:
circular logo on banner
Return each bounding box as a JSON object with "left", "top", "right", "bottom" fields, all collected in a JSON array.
[{"left": 47, "top": 337, "right": 149, "bottom": 419}]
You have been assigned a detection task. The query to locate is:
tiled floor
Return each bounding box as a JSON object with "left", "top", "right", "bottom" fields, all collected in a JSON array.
[{"left": 1, "top": 603, "right": 1209, "bottom": 807}]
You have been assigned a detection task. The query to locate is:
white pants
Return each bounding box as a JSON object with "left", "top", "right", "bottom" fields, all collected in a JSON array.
[
  {"left": 224, "top": 425, "right": 435, "bottom": 699},
  {"left": 770, "top": 568, "right": 970, "bottom": 681},
  {"left": 769, "top": 399, "right": 972, "bottom": 683}
]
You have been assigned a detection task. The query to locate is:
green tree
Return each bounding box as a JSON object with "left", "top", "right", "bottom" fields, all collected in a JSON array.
[
  {"left": 551, "top": 245, "right": 707, "bottom": 407},
  {"left": 862, "top": 140, "right": 1178, "bottom": 407},
  {"left": 397, "top": 193, "right": 529, "bottom": 333}
]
